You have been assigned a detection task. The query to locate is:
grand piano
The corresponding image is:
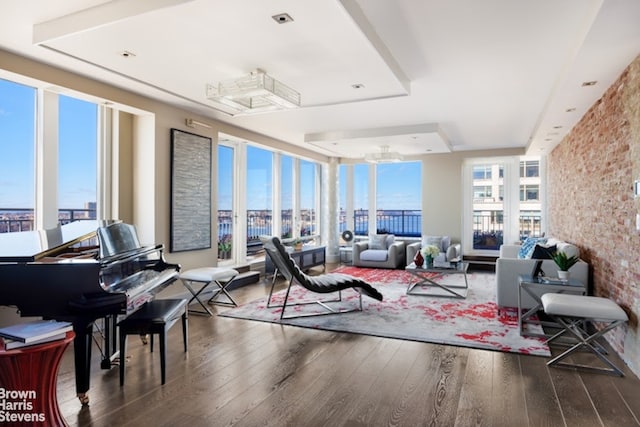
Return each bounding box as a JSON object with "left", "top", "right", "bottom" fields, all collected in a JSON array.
[{"left": 0, "top": 221, "right": 180, "bottom": 404}]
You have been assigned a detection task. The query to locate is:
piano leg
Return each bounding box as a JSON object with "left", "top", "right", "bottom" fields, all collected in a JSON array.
[
  {"left": 101, "top": 315, "right": 119, "bottom": 369},
  {"left": 73, "top": 320, "right": 93, "bottom": 405}
]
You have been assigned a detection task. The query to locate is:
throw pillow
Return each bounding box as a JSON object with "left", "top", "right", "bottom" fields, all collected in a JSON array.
[
  {"left": 518, "top": 236, "right": 547, "bottom": 259},
  {"left": 369, "top": 234, "right": 388, "bottom": 250},
  {"left": 422, "top": 236, "right": 444, "bottom": 252},
  {"left": 384, "top": 234, "right": 395, "bottom": 249},
  {"left": 531, "top": 244, "right": 556, "bottom": 260}
]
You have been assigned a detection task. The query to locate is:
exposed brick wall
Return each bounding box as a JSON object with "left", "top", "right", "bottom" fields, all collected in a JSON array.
[{"left": 548, "top": 54, "right": 640, "bottom": 376}]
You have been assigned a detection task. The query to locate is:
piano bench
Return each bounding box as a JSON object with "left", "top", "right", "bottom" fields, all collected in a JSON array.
[
  {"left": 180, "top": 267, "right": 239, "bottom": 316},
  {"left": 117, "top": 298, "right": 188, "bottom": 386}
]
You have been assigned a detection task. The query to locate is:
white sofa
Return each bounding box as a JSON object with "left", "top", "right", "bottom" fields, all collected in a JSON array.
[{"left": 496, "top": 239, "right": 589, "bottom": 309}]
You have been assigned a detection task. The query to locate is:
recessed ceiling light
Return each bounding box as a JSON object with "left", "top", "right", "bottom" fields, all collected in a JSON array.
[
  {"left": 581, "top": 80, "right": 597, "bottom": 87},
  {"left": 352, "top": 83, "right": 365, "bottom": 89},
  {"left": 566, "top": 107, "right": 576, "bottom": 112},
  {"left": 120, "top": 50, "right": 136, "bottom": 58},
  {"left": 553, "top": 125, "right": 563, "bottom": 129},
  {"left": 272, "top": 13, "right": 294, "bottom": 24}
]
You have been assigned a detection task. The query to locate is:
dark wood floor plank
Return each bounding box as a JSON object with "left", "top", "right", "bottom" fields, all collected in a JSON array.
[
  {"left": 369, "top": 342, "right": 454, "bottom": 426},
  {"left": 274, "top": 333, "right": 390, "bottom": 426},
  {"left": 547, "top": 365, "right": 602, "bottom": 427},
  {"left": 340, "top": 339, "right": 432, "bottom": 426},
  {"left": 518, "top": 353, "right": 566, "bottom": 427},
  {"left": 454, "top": 348, "right": 494, "bottom": 426},
  {"left": 490, "top": 351, "right": 529, "bottom": 426},
  {"left": 201, "top": 329, "right": 351, "bottom": 426},
  {"left": 398, "top": 344, "right": 466, "bottom": 426},
  {"left": 320, "top": 336, "right": 406, "bottom": 425}
]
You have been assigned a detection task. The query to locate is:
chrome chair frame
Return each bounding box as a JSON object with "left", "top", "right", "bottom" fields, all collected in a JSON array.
[{"left": 544, "top": 316, "right": 626, "bottom": 376}]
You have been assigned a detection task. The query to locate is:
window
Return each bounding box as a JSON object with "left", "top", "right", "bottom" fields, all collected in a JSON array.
[
  {"left": 58, "top": 95, "right": 97, "bottom": 223},
  {"left": 375, "top": 162, "right": 421, "bottom": 236},
  {"left": 217, "top": 144, "right": 234, "bottom": 260},
  {"left": 520, "top": 160, "right": 539, "bottom": 178},
  {"left": 299, "top": 159, "right": 317, "bottom": 236},
  {"left": 339, "top": 165, "right": 348, "bottom": 233},
  {"left": 246, "top": 145, "right": 272, "bottom": 250},
  {"left": 473, "top": 165, "right": 492, "bottom": 180},
  {"left": 520, "top": 184, "right": 539, "bottom": 201},
  {"left": 353, "top": 164, "right": 369, "bottom": 235},
  {"left": 473, "top": 185, "right": 493, "bottom": 200},
  {"left": 0, "top": 79, "right": 36, "bottom": 232},
  {"left": 464, "top": 157, "right": 543, "bottom": 253}
]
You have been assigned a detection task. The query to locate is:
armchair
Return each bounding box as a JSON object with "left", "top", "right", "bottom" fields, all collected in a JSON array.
[
  {"left": 353, "top": 234, "right": 405, "bottom": 269},
  {"left": 406, "top": 236, "right": 461, "bottom": 266}
]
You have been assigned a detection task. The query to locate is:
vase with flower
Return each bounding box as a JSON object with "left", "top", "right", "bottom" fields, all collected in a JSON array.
[{"left": 421, "top": 244, "right": 440, "bottom": 268}]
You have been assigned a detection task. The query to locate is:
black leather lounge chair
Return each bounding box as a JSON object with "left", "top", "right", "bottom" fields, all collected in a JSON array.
[{"left": 260, "top": 236, "right": 383, "bottom": 320}]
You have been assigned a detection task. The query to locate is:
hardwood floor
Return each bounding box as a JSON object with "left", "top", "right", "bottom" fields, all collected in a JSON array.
[{"left": 56, "top": 266, "right": 640, "bottom": 427}]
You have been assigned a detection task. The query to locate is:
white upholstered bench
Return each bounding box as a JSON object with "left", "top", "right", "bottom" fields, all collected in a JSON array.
[
  {"left": 179, "top": 267, "right": 239, "bottom": 315},
  {"left": 541, "top": 293, "right": 628, "bottom": 376}
]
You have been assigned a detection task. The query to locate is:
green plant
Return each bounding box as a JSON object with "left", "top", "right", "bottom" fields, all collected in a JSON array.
[
  {"left": 551, "top": 251, "right": 579, "bottom": 271},
  {"left": 218, "top": 235, "right": 232, "bottom": 253}
]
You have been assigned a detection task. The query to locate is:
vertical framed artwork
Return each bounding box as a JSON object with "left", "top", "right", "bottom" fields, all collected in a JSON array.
[{"left": 170, "top": 128, "right": 212, "bottom": 252}]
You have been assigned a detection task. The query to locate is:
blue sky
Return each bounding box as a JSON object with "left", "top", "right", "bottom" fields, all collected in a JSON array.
[{"left": 0, "top": 78, "right": 96, "bottom": 209}]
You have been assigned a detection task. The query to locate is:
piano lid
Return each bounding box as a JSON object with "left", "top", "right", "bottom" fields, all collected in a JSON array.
[{"left": 0, "top": 220, "right": 101, "bottom": 263}]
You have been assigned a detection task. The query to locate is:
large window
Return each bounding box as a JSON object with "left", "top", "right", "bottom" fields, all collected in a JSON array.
[
  {"left": 246, "top": 145, "right": 272, "bottom": 252},
  {"left": 58, "top": 95, "right": 97, "bottom": 222},
  {"left": 339, "top": 161, "right": 422, "bottom": 237},
  {"left": 353, "top": 164, "right": 369, "bottom": 235},
  {"left": 0, "top": 79, "right": 36, "bottom": 232},
  {"left": 217, "top": 144, "right": 234, "bottom": 261},
  {"left": 375, "top": 162, "right": 421, "bottom": 237},
  {"left": 464, "top": 157, "right": 543, "bottom": 253},
  {"left": 299, "top": 159, "right": 317, "bottom": 236}
]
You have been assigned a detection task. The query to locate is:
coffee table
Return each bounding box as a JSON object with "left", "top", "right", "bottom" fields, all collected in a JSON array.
[{"left": 405, "top": 261, "right": 469, "bottom": 298}]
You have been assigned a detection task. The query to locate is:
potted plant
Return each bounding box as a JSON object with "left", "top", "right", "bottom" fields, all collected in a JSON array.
[
  {"left": 420, "top": 244, "right": 440, "bottom": 267},
  {"left": 551, "top": 251, "right": 579, "bottom": 280},
  {"left": 293, "top": 238, "right": 303, "bottom": 251},
  {"left": 218, "top": 235, "right": 232, "bottom": 259}
]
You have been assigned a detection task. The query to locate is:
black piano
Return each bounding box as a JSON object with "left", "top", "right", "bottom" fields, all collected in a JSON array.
[{"left": 0, "top": 221, "right": 180, "bottom": 404}]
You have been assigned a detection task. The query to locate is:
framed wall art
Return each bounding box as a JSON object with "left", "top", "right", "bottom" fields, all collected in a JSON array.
[{"left": 170, "top": 128, "right": 212, "bottom": 252}]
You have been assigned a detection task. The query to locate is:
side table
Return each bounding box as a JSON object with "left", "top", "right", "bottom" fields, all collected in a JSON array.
[
  {"left": 518, "top": 275, "right": 586, "bottom": 337},
  {"left": 339, "top": 246, "right": 353, "bottom": 265},
  {"left": 0, "top": 331, "right": 74, "bottom": 426}
]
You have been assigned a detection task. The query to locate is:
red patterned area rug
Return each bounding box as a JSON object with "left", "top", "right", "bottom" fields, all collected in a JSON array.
[{"left": 219, "top": 266, "right": 550, "bottom": 356}]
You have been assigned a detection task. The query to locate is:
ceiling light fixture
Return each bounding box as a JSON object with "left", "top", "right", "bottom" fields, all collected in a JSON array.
[
  {"left": 206, "top": 69, "right": 301, "bottom": 115},
  {"left": 364, "top": 145, "right": 403, "bottom": 163},
  {"left": 581, "top": 80, "right": 597, "bottom": 86}
]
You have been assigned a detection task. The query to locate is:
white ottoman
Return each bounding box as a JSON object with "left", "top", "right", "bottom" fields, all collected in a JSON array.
[
  {"left": 541, "top": 293, "right": 628, "bottom": 376},
  {"left": 180, "top": 267, "right": 239, "bottom": 315}
]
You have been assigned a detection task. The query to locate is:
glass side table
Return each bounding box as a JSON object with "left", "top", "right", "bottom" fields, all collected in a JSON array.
[{"left": 518, "top": 275, "right": 586, "bottom": 337}]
